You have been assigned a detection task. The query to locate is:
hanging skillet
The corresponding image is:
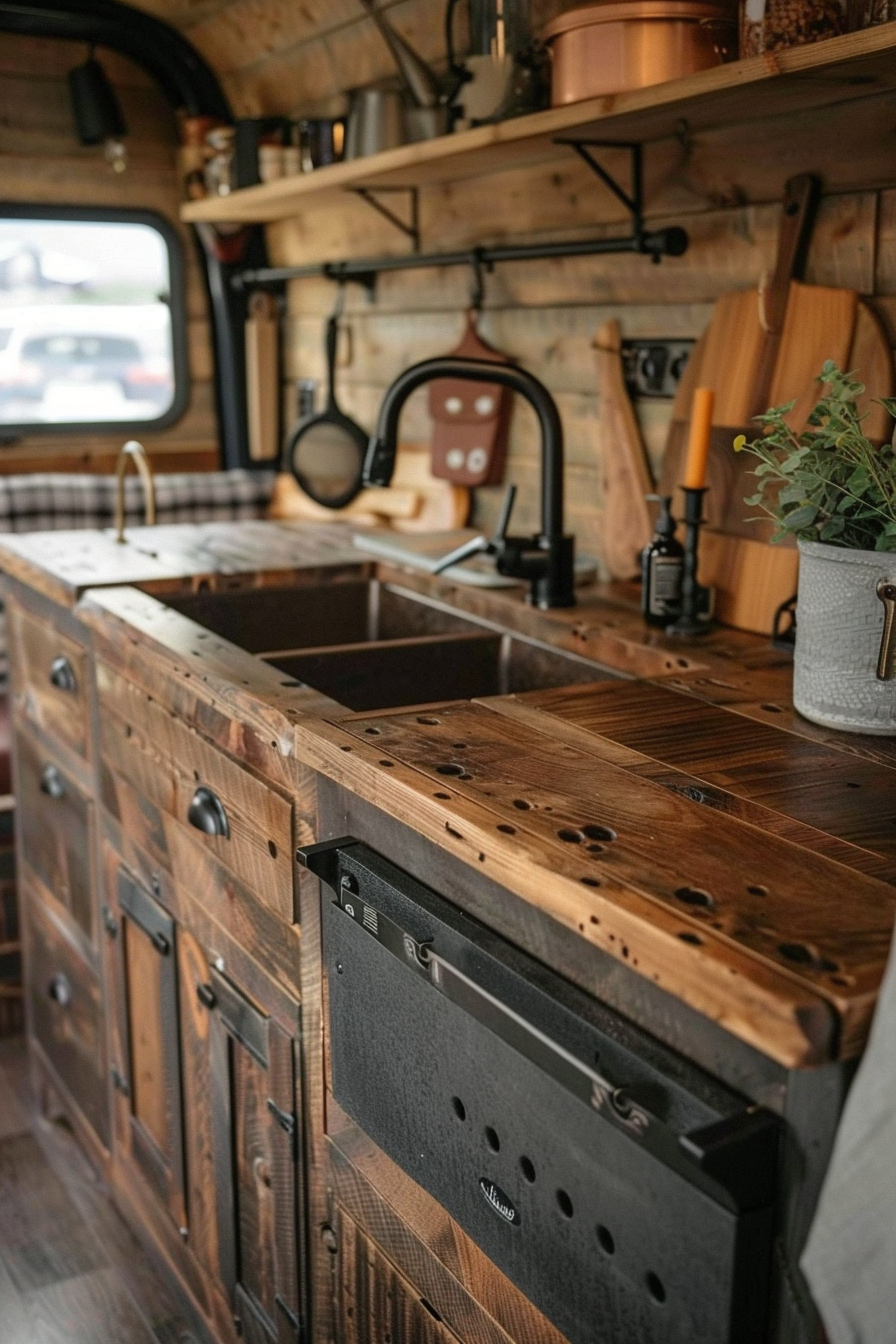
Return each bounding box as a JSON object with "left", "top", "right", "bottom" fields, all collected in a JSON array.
[{"left": 283, "top": 297, "right": 367, "bottom": 509}]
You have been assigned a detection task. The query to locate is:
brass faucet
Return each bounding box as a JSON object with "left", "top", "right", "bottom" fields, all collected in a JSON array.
[{"left": 114, "top": 440, "right": 156, "bottom": 543}]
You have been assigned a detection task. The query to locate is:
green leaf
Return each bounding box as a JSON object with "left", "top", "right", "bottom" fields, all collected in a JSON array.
[
  {"left": 783, "top": 504, "right": 820, "bottom": 529},
  {"left": 746, "top": 363, "right": 895, "bottom": 548}
]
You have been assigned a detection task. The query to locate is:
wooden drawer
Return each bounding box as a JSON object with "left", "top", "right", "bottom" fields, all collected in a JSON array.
[
  {"left": 17, "top": 729, "right": 95, "bottom": 950},
  {"left": 26, "top": 889, "right": 108, "bottom": 1146},
  {"left": 8, "top": 599, "right": 90, "bottom": 760},
  {"left": 333, "top": 1208, "right": 462, "bottom": 1344},
  {"left": 97, "top": 663, "right": 294, "bottom": 923}
]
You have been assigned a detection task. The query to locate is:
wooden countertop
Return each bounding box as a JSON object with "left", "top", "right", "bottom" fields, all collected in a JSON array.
[
  {"left": 4, "top": 518, "right": 895, "bottom": 1070},
  {"left": 0, "top": 519, "right": 365, "bottom": 608}
]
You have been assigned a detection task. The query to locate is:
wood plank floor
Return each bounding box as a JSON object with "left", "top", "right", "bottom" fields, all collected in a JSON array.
[{"left": 0, "top": 1037, "right": 201, "bottom": 1344}]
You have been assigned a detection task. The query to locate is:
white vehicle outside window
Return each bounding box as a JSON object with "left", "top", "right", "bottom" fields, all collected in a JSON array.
[{"left": 0, "top": 208, "right": 187, "bottom": 434}]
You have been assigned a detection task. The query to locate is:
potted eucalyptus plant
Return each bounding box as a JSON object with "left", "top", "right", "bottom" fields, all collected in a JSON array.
[{"left": 735, "top": 362, "right": 896, "bottom": 734}]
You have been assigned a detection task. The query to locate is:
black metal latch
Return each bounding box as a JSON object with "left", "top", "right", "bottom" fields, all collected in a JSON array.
[
  {"left": 275, "top": 1294, "right": 302, "bottom": 1341},
  {"left": 266, "top": 1098, "right": 297, "bottom": 1159},
  {"left": 110, "top": 1064, "right": 130, "bottom": 1097}
]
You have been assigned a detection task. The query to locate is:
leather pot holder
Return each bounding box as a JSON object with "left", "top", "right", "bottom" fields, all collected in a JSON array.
[{"left": 427, "top": 310, "right": 513, "bottom": 487}]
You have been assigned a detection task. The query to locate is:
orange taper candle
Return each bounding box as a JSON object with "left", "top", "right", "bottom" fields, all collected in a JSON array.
[{"left": 682, "top": 386, "right": 715, "bottom": 490}]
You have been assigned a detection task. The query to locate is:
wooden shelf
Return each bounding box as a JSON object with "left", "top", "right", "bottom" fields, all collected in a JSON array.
[{"left": 182, "top": 24, "right": 896, "bottom": 226}]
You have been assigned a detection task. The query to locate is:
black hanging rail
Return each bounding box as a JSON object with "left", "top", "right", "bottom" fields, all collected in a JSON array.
[
  {"left": 232, "top": 141, "right": 688, "bottom": 293},
  {"left": 234, "top": 226, "right": 688, "bottom": 292}
]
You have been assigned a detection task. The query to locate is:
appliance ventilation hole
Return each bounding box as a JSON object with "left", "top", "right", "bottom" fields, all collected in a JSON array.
[
  {"left": 646, "top": 1272, "right": 666, "bottom": 1304},
  {"left": 556, "top": 1189, "right": 574, "bottom": 1218}
]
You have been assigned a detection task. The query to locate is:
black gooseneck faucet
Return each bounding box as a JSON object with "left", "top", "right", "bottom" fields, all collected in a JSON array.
[{"left": 364, "top": 357, "right": 576, "bottom": 608}]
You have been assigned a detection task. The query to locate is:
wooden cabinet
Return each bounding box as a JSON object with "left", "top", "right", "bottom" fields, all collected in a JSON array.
[
  {"left": 104, "top": 863, "right": 188, "bottom": 1233},
  {"left": 25, "top": 881, "right": 107, "bottom": 1145},
  {"left": 7, "top": 587, "right": 107, "bottom": 1160},
  {"left": 96, "top": 659, "right": 295, "bottom": 924},
  {"left": 17, "top": 729, "right": 95, "bottom": 951},
  {"left": 8, "top": 598, "right": 91, "bottom": 761},
  {"left": 180, "top": 932, "right": 304, "bottom": 1343},
  {"left": 333, "top": 1209, "right": 463, "bottom": 1344}
]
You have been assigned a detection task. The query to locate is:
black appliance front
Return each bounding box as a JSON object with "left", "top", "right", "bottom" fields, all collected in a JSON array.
[{"left": 303, "top": 838, "right": 778, "bottom": 1344}]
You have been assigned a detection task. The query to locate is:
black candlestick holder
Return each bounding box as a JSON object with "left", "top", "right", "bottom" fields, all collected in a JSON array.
[{"left": 666, "top": 486, "right": 713, "bottom": 638}]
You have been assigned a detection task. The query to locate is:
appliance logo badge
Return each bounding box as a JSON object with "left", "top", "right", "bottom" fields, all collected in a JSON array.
[{"left": 479, "top": 1178, "right": 520, "bottom": 1226}]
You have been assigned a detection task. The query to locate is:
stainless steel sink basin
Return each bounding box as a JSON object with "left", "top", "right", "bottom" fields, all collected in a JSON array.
[{"left": 166, "top": 578, "right": 622, "bottom": 712}]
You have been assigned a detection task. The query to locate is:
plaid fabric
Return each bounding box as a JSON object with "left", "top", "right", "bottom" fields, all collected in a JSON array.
[
  {"left": 0, "top": 470, "right": 275, "bottom": 533},
  {"left": 0, "top": 470, "right": 276, "bottom": 685}
]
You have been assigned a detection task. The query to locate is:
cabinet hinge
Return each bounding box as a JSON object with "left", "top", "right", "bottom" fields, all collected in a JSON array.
[
  {"left": 110, "top": 1064, "right": 130, "bottom": 1097},
  {"left": 266, "top": 1098, "right": 297, "bottom": 1154},
  {"left": 275, "top": 1294, "right": 302, "bottom": 1341},
  {"left": 101, "top": 905, "right": 118, "bottom": 939}
]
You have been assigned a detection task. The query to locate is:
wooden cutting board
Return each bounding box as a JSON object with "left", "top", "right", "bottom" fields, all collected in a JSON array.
[
  {"left": 656, "top": 176, "right": 893, "bottom": 633},
  {"left": 270, "top": 443, "right": 470, "bottom": 533},
  {"left": 661, "top": 281, "right": 864, "bottom": 538},
  {"left": 593, "top": 319, "right": 655, "bottom": 579},
  {"left": 658, "top": 290, "right": 892, "bottom": 632}
]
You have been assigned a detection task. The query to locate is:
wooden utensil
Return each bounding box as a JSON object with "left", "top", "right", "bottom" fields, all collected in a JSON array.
[
  {"left": 245, "top": 290, "right": 280, "bottom": 462},
  {"left": 750, "top": 173, "right": 822, "bottom": 417},
  {"left": 593, "top": 319, "right": 655, "bottom": 579}
]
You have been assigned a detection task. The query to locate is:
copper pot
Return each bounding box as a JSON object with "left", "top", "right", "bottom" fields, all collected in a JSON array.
[{"left": 544, "top": 1, "right": 736, "bottom": 106}]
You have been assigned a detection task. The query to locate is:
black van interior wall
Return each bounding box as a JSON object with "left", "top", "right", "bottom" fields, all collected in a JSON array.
[{"left": 0, "top": 34, "right": 219, "bottom": 475}]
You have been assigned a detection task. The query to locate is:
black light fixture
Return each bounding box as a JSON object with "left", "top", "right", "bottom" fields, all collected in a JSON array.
[{"left": 68, "top": 51, "right": 128, "bottom": 172}]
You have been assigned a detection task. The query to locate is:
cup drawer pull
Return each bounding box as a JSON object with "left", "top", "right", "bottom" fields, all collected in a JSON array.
[
  {"left": 196, "top": 982, "right": 217, "bottom": 1010},
  {"left": 187, "top": 785, "right": 230, "bottom": 838},
  {"left": 40, "top": 764, "right": 66, "bottom": 800},
  {"left": 49, "top": 656, "right": 77, "bottom": 693},
  {"left": 47, "top": 973, "right": 72, "bottom": 1007}
]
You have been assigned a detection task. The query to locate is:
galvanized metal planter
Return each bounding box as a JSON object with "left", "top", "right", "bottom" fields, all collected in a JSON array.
[{"left": 795, "top": 539, "right": 896, "bottom": 734}]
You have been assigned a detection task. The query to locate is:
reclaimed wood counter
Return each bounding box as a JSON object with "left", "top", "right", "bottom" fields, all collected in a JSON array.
[{"left": 1, "top": 519, "right": 894, "bottom": 1071}]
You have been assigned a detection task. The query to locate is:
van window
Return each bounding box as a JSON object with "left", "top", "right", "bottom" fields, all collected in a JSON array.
[{"left": 0, "top": 207, "right": 188, "bottom": 434}]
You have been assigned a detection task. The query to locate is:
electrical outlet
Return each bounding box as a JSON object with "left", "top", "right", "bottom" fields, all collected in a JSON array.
[{"left": 622, "top": 339, "right": 695, "bottom": 399}]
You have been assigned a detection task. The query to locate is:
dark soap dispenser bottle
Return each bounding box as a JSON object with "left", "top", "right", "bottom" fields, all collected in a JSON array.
[{"left": 641, "top": 494, "right": 684, "bottom": 626}]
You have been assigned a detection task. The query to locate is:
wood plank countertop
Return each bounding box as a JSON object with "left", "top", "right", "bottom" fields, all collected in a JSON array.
[{"left": 3, "top": 519, "right": 895, "bottom": 1070}]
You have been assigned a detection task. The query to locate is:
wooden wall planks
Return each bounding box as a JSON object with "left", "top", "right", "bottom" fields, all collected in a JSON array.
[
  {"left": 9, "top": 0, "right": 896, "bottom": 560},
  {"left": 0, "top": 34, "right": 219, "bottom": 477},
  {"left": 273, "top": 186, "right": 893, "bottom": 559}
]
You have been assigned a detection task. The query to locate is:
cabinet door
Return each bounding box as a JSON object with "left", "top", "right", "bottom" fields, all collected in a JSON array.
[
  {"left": 17, "top": 731, "right": 94, "bottom": 949},
  {"left": 198, "top": 964, "right": 302, "bottom": 1344},
  {"left": 26, "top": 886, "right": 108, "bottom": 1146},
  {"left": 108, "top": 866, "right": 187, "bottom": 1231}
]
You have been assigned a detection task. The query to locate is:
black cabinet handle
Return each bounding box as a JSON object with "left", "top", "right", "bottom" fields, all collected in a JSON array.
[
  {"left": 196, "top": 982, "right": 217, "bottom": 1010},
  {"left": 40, "top": 764, "right": 66, "bottom": 800},
  {"left": 49, "top": 656, "right": 77, "bottom": 693},
  {"left": 187, "top": 786, "right": 230, "bottom": 838},
  {"left": 151, "top": 931, "right": 171, "bottom": 956},
  {"left": 47, "top": 973, "right": 72, "bottom": 1007}
]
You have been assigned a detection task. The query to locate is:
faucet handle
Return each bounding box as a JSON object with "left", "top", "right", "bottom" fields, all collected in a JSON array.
[
  {"left": 431, "top": 533, "right": 492, "bottom": 574},
  {"left": 431, "top": 484, "right": 518, "bottom": 576},
  {"left": 493, "top": 483, "right": 517, "bottom": 543}
]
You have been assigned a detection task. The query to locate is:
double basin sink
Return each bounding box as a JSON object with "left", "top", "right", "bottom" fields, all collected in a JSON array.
[{"left": 166, "top": 576, "right": 621, "bottom": 713}]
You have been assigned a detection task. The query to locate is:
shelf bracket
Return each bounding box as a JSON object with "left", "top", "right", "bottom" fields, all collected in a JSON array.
[
  {"left": 349, "top": 186, "right": 420, "bottom": 252},
  {"left": 554, "top": 140, "right": 651, "bottom": 258}
]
